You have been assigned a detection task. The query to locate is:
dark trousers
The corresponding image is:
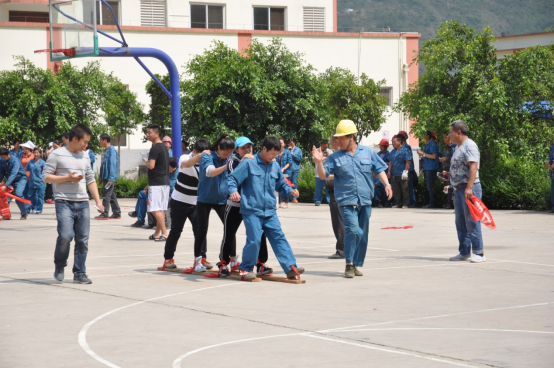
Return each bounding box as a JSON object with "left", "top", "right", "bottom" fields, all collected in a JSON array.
[
  {"left": 194, "top": 202, "right": 226, "bottom": 257},
  {"left": 219, "top": 204, "right": 268, "bottom": 264},
  {"left": 102, "top": 182, "right": 120, "bottom": 216},
  {"left": 164, "top": 199, "right": 206, "bottom": 260},
  {"left": 391, "top": 175, "right": 410, "bottom": 207},
  {"left": 325, "top": 181, "right": 344, "bottom": 255},
  {"left": 424, "top": 170, "right": 438, "bottom": 206},
  {"left": 45, "top": 183, "right": 53, "bottom": 200}
]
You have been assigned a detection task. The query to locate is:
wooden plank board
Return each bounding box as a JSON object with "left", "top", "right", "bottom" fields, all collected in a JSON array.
[{"left": 156, "top": 267, "right": 305, "bottom": 284}]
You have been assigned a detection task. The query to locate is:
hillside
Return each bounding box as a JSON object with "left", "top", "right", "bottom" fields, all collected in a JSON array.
[{"left": 337, "top": 0, "right": 553, "bottom": 41}]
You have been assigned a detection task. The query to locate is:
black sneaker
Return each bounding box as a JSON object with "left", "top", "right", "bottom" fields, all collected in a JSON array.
[
  {"left": 109, "top": 214, "right": 122, "bottom": 219},
  {"left": 328, "top": 252, "right": 345, "bottom": 259},
  {"left": 131, "top": 220, "right": 145, "bottom": 228},
  {"left": 20, "top": 213, "right": 28, "bottom": 220},
  {"left": 128, "top": 211, "right": 138, "bottom": 218},
  {"left": 256, "top": 263, "right": 273, "bottom": 276},
  {"left": 73, "top": 274, "right": 92, "bottom": 284},
  {"left": 54, "top": 267, "right": 64, "bottom": 281},
  {"left": 286, "top": 266, "right": 305, "bottom": 279},
  {"left": 95, "top": 213, "right": 110, "bottom": 220}
]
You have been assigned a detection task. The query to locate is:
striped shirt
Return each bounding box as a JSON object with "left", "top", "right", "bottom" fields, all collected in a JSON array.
[
  {"left": 172, "top": 153, "right": 199, "bottom": 205},
  {"left": 42, "top": 147, "right": 95, "bottom": 202}
]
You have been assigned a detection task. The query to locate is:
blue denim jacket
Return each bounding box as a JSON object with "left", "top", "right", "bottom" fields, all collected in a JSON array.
[
  {"left": 228, "top": 153, "right": 292, "bottom": 217},
  {"left": 324, "top": 145, "right": 388, "bottom": 207},
  {"left": 101, "top": 145, "right": 119, "bottom": 182},
  {"left": 276, "top": 149, "right": 292, "bottom": 176},
  {"left": 169, "top": 168, "right": 179, "bottom": 195},
  {"left": 423, "top": 140, "right": 440, "bottom": 171},
  {"left": 198, "top": 151, "right": 229, "bottom": 205},
  {"left": 2, "top": 156, "right": 26, "bottom": 187},
  {"left": 26, "top": 159, "right": 46, "bottom": 188},
  {"left": 289, "top": 146, "right": 302, "bottom": 172},
  {"left": 391, "top": 144, "right": 413, "bottom": 176}
]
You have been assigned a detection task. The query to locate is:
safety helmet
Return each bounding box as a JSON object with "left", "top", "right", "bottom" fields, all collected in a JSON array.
[
  {"left": 334, "top": 120, "right": 358, "bottom": 137},
  {"left": 379, "top": 139, "right": 389, "bottom": 147},
  {"left": 162, "top": 136, "right": 172, "bottom": 144},
  {"left": 398, "top": 131, "right": 408, "bottom": 138}
]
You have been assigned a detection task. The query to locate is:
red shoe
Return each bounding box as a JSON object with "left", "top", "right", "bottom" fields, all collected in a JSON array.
[{"left": 46, "top": 200, "right": 54, "bottom": 204}]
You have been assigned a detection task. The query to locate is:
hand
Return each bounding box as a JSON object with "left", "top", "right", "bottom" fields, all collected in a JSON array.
[
  {"left": 281, "top": 167, "right": 285, "bottom": 172},
  {"left": 95, "top": 202, "right": 105, "bottom": 213},
  {"left": 98, "top": 178, "right": 102, "bottom": 185},
  {"left": 311, "top": 146, "right": 323, "bottom": 163},
  {"left": 108, "top": 181, "right": 114, "bottom": 186},
  {"left": 385, "top": 185, "right": 393, "bottom": 200},
  {"left": 291, "top": 189, "right": 299, "bottom": 198},
  {"left": 242, "top": 154, "right": 254, "bottom": 160},
  {"left": 401, "top": 170, "right": 409, "bottom": 180},
  {"left": 387, "top": 172, "right": 391, "bottom": 179},
  {"left": 439, "top": 157, "right": 446, "bottom": 162},
  {"left": 230, "top": 192, "right": 241, "bottom": 202},
  {"left": 142, "top": 157, "right": 147, "bottom": 163},
  {"left": 68, "top": 172, "right": 83, "bottom": 183},
  {"left": 417, "top": 151, "right": 424, "bottom": 157},
  {"left": 464, "top": 186, "right": 473, "bottom": 200},
  {"left": 443, "top": 186, "right": 449, "bottom": 194}
]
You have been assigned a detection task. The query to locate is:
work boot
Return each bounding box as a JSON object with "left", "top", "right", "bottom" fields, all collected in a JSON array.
[
  {"left": 345, "top": 265, "right": 355, "bottom": 278},
  {"left": 286, "top": 266, "right": 305, "bottom": 280},
  {"left": 353, "top": 266, "right": 363, "bottom": 276},
  {"left": 54, "top": 267, "right": 64, "bottom": 282}
]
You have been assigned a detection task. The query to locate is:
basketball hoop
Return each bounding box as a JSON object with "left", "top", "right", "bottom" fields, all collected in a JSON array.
[{"left": 34, "top": 48, "right": 76, "bottom": 58}]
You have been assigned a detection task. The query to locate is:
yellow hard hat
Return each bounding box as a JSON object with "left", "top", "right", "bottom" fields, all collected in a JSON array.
[{"left": 334, "top": 120, "right": 358, "bottom": 137}]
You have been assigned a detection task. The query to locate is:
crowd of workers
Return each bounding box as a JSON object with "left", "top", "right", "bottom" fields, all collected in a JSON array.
[{"left": 2, "top": 119, "right": 553, "bottom": 284}]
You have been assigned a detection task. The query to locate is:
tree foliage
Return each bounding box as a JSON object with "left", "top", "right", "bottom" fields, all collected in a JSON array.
[{"left": 395, "top": 20, "right": 554, "bottom": 210}]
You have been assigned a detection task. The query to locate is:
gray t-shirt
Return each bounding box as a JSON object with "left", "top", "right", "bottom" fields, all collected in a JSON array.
[
  {"left": 449, "top": 138, "right": 480, "bottom": 187},
  {"left": 42, "top": 147, "right": 95, "bottom": 201}
]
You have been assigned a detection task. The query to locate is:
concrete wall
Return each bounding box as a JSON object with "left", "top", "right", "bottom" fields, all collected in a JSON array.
[{"left": 495, "top": 32, "right": 554, "bottom": 58}]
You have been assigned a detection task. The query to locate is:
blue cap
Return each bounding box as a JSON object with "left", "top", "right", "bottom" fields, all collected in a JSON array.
[{"left": 235, "top": 136, "right": 253, "bottom": 149}]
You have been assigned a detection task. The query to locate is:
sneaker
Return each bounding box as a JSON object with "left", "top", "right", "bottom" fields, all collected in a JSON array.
[
  {"left": 46, "top": 199, "right": 54, "bottom": 204},
  {"left": 402, "top": 206, "right": 408, "bottom": 209},
  {"left": 315, "top": 202, "right": 321, "bottom": 206},
  {"left": 54, "top": 267, "right": 64, "bottom": 281},
  {"left": 193, "top": 256, "right": 207, "bottom": 272},
  {"left": 328, "top": 252, "right": 345, "bottom": 259},
  {"left": 282, "top": 204, "right": 288, "bottom": 209},
  {"left": 20, "top": 213, "right": 28, "bottom": 220},
  {"left": 286, "top": 266, "right": 305, "bottom": 280},
  {"left": 128, "top": 211, "right": 138, "bottom": 218},
  {"left": 109, "top": 214, "right": 122, "bottom": 219},
  {"left": 291, "top": 199, "right": 299, "bottom": 204},
  {"left": 217, "top": 262, "right": 231, "bottom": 277},
  {"left": 201, "top": 258, "right": 213, "bottom": 270},
  {"left": 470, "top": 254, "right": 487, "bottom": 263},
  {"left": 353, "top": 266, "right": 363, "bottom": 276},
  {"left": 449, "top": 254, "right": 470, "bottom": 261},
  {"left": 131, "top": 220, "right": 145, "bottom": 228},
  {"left": 73, "top": 274, "right": 92, "bottom": 284},
  {"left": 256, "top": 262, "right": 273, "bottom": 276},
  {"left": 392, "top": 205, "right": 402, "bottom": 209},
  {"left": 377, "top": 204, "right": 384, "bottom": 208},
  {"left": 229, "top": 255, "right": 240, "bottom": 272},
  {"left": 345, "top": 265, "right": 355, "bottom": 278},
  {"left": 95, "top": 213, "right": 110, "bottom": 220},
  {"left": 163, "top": 259, "right": 177, "bottom": 269},
  {"left": 239, "top": 270, "right": 257, "bottom": 280},
  {"left": 142, "top": 224, "right": 155, "bottom": 229}
]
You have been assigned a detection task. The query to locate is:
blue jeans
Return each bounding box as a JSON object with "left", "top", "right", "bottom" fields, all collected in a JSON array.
[
  {"left": 289, "top": 170, "right": 299, "bottom": 200},
  {"left": 409, "top": 171, "right": 416, "bottom": 206},
  {"left": 26, "top": 186, "right": 45, "bottom": 213},
  {"left": 424, "top": 170, "right": 437, "bottom": 206},
  {"left": 339, "top": 204, "right": 372, "bottom": 267},
  {"left": 11, "top": 176, "right": 28, "bottom": 215},
  {"left": 313, "top": 177, "right": 330, "bottom": 203},
  {"left": 454, "top": 183, "right": 483, "bottom": 255},
  {"left": 135, "top": 190, "right": 148, "bottom": 223},
  {"left": 54, "top": 200, "right": 90, "bottom": 275},
  {"left": 240, "top": 214, "right": 297, "bottom": 273}
]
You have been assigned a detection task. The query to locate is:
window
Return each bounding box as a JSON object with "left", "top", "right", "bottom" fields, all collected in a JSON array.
[
  {"left": 253, "top": 7, "right": 285, "bottom": 31},
  {"left": 96, "top": 1, "right": 120, "bottom": 26},
  {"left": 378, "top": 88, "right": 393, "bottom": 107},
  {"left": 303, "top": 7, "right": 324, "bottom": 32},
  {"left": 141, "top": 0, "right": 166, "bottom": 27},
  {"left": 190, "top": 4, "right": 224, "bottom": 29},
  {"left": 9, "top": 11, "right": 49, "bottom": 23},
  {"left": 114, "top": 134, "right": 127, "bottom": 147}
]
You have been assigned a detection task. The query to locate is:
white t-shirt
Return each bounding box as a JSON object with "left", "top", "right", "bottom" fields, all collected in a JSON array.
[{"left": 171, "top": 153, "right": 200, "bottom": 205}]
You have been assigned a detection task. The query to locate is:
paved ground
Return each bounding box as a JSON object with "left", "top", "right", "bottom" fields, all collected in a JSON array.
[{"left": 1, "top": 198, "right": 553, "bottom": 368}]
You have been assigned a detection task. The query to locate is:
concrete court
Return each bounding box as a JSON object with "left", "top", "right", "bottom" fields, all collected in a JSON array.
[{"left": 1, "top": 198, "right": 553, "bottom": 368}]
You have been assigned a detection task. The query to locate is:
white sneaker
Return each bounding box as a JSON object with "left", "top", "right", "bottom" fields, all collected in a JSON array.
[
  {"left": 449, "top": 254, "right": 470, "bottom": 261},
  {"left": 470, "top": 254, "right": 486, "bottom": 263},
  {"left": 230, "top": 255, "right": 240, "bottom": 271},
  {"left": 193, "top": 256, "right": 207, "bottom": 272}
]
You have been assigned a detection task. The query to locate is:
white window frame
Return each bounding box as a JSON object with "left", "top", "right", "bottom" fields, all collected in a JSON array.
[
  {"left": 253, "top": 6, "right": 286, "bottom": 31},
  {"left": 97, "top": 1, "right": 121, "bottom": 26},
  {"left": 190, "top": 3, "right": 226, "bottom": 29}
]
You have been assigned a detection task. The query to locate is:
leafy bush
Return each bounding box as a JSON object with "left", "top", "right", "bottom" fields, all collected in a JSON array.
[
  {"left": 97, "top": 175, "right": 149, "bottom": 198},
  {"left": 297, "top": 161, "right": 328, "bottom": 204}
]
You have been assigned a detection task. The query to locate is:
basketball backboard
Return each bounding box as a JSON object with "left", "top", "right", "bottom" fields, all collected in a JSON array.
[{"left": 49, "top": 0, "right": 99, "bottom": 61}]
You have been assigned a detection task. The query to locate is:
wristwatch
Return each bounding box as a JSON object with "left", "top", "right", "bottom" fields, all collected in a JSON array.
[{"left": 385, "top": 184, "right": 391, "bottom": 187}]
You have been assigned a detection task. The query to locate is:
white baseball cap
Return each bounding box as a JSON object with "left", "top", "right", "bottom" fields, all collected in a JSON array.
[{"left": 20, "top": 141, "right": 36, "bottom": 150}]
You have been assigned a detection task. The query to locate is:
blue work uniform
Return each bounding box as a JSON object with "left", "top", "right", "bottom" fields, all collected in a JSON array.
[
  {"left": 1, "top": 155, "right": 28, "bottom": 215},
  {"left": 228, "top": 153, "right": 298, "bottom": 273},
  {"left": 391, "top": 144, "right": 413, "bottom": 176},
  {"left": 88, "top": 149, "right": 95, "bottom": 171},
  {"left": 10, "top": 148, "right": 23, "bottom": 160},
  {"left": 198, "top": 151, "right": 229, "bottom": 205},
  {"left": 276, "top": 149, "right": 292, "bottom": 176},
  {"left": 169, "top": 168, "right": 179, "bottom": 196},
  {"left": 423, "top": 140, "right": 440, "bottom": 206},
  {"left": 405, "top": 143, "right": 417, "bottom": 206},
  {"left": 377, "top": 151, "right": 391, "bottom": 174},
  {"left": 288, "top": 146, "right": 302, "bottom": 199},
  {"left": 25, "top": 159, "right": 46, "bottom": 213},
  {"left": 324, "top": 145, "right": 387, "bottom": 267}
]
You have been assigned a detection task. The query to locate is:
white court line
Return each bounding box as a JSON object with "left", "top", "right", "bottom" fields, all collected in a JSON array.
[
  {"left": 78, "top": 282, "right": 243, "bottom": 368},
  {"left": 357, "top": 260, "right": 508, "bottom": 272},
  {"left": 319, "top": 301, "right": 554, "bottom": 333},
  {"left": 0, "top": 263, "right": 161, "bottom": 277},
  {"left": 303, "top": 334, "right": 478, "bottom": 368},
  {"left": 487, "top": 258, "right": 554, "bottom": 268},
  {"left": 331, "top": 327, "right": 554, "bottom": 335}
]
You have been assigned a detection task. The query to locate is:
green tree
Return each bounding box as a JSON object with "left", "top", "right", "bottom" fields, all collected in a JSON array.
[
  {"left": 395, "top": 20, "right": 554, "bottom": 210},
  {"left": 319, "top": 67, "right": 388, "bottom": 141},
  {"left": 144, "top": 73, "right": 172, "bottom": 140}
]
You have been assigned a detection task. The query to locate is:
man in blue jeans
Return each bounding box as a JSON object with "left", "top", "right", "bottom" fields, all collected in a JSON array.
[
  {"left": 547, "top": 138, "right": 554, "bottom": 213},
  {"left": 0, "top": 148, "right": 28, "bottom": 219},
  {"left": 43, "top": 124, "right": 104, "bottom": 284},
  {"left": 447, "top": 120, "right": 486, "bottom": 263},
  {"left": 96, "top": 133, "right": 120, "bottom": 220}
]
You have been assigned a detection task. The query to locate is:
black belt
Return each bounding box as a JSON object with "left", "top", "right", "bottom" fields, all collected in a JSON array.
[{"left": 454, "top": 182, "right": 480, "bottom": 191}]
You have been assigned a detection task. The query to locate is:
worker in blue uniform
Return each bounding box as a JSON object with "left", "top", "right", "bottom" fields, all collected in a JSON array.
[
  {"left": 0, "top": 148, "right": 28, "bottom": 219},
  {"left": 228, "top": 136, "right": 305, "bottom": 281},
  {"left": 287, "top": 137, "right": 302, "bottom": 203},
  {"left": 313, "top": 120, "right": 392, "bottom": 278}
]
